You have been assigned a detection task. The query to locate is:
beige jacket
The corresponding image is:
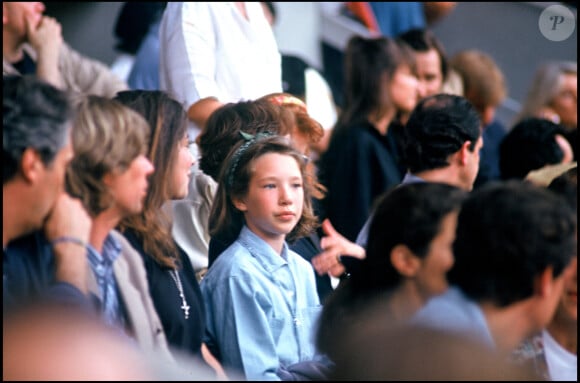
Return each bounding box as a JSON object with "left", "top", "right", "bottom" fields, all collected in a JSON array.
[
  {"left": 86, "top": 230, "right": 173, "bottom": 364},
  {"left": 171, "top": 164, "right": 216, "bottom": 280},
  {"left": 3, "top": 42, "right": 128, "bottom": 98}
]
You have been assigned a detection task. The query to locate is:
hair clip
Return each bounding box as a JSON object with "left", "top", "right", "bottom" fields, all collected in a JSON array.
[{"left": 226, "top": 131, "right": 274, "bottom": 188}]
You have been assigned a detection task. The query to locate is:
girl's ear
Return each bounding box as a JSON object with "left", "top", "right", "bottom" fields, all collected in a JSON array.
[
  {"left": 390, "top": 244, "right": 421, "bottom": 277},
  {"left": 232, "top": 196, "right": 248, "bottom": 212}
]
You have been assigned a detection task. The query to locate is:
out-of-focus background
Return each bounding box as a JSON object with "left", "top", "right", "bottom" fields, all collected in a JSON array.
[{"left": 45, "top": 2, "right": 577, "bottom": 128}]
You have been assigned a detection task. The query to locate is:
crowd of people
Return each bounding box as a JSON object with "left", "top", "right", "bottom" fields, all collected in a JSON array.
[{"left": 3, "top": 2, "right": 577, "bottom": 381}]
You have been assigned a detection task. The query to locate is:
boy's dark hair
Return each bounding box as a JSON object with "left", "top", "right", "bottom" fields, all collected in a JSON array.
[
  {"left": 317, "top": 182, "right": 466, "bottom": 357},
  {"left": 403, "top": 94, "right": 481, "bottom": 173},
  {"left": 449, "top": 180, "right": 576, "bottom": 307},
  {"left": 397, "top": 28, "right": 449, "bottom": 80},
  {"left": 198, "top": 99, "right": 292, "bottom": 180},
  {"left": 548, "top": 165, "right": 577, "bottom": 211},
  {"left": 499, "top": 117, "right": 569, "bottom": 180}
]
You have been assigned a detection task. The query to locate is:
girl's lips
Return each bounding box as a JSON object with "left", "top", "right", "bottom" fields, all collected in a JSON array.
[{"left": 276, "top": 212, "right": 295, "bottom": 221}]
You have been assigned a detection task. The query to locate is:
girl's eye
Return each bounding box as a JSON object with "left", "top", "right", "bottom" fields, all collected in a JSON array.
[
  {"left": 264, "top": 184, "right": 276, "bottom": 189},
  {"left": 292, "top": 183, "right": 303, "bottom": 188}
]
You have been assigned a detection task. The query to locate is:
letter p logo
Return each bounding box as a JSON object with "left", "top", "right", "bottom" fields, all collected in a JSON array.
[{"left": 539, "top": 4, "right": 575, "bottom": 42}]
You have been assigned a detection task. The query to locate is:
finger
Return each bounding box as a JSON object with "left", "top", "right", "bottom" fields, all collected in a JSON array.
[
  {"left": 328, "top": 262, "right": 346, "bottom": 278},
  {"left": 319, "top": 235, "right": 339, "bottom": 250},
  {"left": 322, "top": 218, "right": 339, "bottom": 237},
  {"left": 312, "top": 253, "right": 336, "bottom": 275},
  {"left": 311, "top": 256, "right": 330, "bottom": 276},
  {"left": 317, "top": 248, "right": 343, "bottom": 271}
]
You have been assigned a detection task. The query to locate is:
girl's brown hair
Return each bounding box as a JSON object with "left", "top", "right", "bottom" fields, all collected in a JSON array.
[{"left": 114, "top": 90, "right": 188, "bottom": 269}]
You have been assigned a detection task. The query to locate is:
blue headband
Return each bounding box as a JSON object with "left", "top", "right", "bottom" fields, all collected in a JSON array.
[{"left": 226, "top": 131, "right": 274, "bottom": 188}]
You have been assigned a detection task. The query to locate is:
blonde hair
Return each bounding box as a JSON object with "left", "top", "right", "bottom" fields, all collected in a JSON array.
[{"left": 66, "top": 95, "right": 149, "bottom": 216}]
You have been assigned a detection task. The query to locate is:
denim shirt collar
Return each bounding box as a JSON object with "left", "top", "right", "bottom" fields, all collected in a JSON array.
[{"left": 238, "top": 225, "right": 290, "bottom": 273}]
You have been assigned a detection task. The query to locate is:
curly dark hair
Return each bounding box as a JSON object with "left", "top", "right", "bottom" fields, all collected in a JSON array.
[
  {"left": 402, "top": 94, "right": 481, "bottom": 173},
  {"left": 499, "top": 117, "right": 569, "bottom": 180}
]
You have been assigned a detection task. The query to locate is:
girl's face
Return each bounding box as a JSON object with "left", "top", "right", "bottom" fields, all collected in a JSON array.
[
  {"left": 388, "top": 65, "right": 424, "bottom": 114},
  {"left": 414, "top": 211, "right": 458, "bottom": 299},
  {"left": 169, "top": 134, "right": 195, "bottom": 200},
  {"left": 103, "top": 154, "right": 154, "bottom": 218},
  {"left": 233, "top": 152, "right": 304, "bottom": 250}
]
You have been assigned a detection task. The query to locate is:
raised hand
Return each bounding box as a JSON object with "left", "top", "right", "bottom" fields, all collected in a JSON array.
[{"left": 311, "top": 218, "right": 366, "bottom": 277}]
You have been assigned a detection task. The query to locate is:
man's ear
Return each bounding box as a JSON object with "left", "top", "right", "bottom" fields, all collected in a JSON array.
[
  {"left": 20, "top": 148, "right": 44, "bottom": 184},
  {"left": 458, "top": 140, "right": 472, "bottom": 166},
  {"left": 390, "top": 244, "right": 420, "bottom": 277},
  {"left": 232, "top": 196, "right": 247, "bottom": 212},
  {"left": 533, "top": 266, "right": 554, "bottom": 298}
]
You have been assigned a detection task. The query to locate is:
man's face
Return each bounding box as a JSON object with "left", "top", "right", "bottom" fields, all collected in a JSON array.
[
  {"left": 415, "top": 49, "right": 444, "bottom": 98},
  {"left": 550, "top": 256, "right": 577, "bottom": 327},
  {"left": 3, "top": 2, "right": 45, "bottom": 41},
  {"left": 37, "top": 138, "right": 74, "bottom": 226}
]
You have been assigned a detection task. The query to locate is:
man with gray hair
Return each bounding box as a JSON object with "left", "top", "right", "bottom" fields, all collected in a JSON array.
[{"left": 3, "top": 75, "right": 92, "bottom": 310}]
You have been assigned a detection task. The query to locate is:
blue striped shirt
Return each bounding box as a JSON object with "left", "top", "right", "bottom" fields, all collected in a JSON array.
[{"left": 87, "top": 234, "right": 124, "bottom": 328}]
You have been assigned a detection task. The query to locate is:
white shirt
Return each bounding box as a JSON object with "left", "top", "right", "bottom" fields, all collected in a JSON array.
[
  {"left": 304, "top": 67, "right": 337, "bottom": 132},
  {"left": 543, "top": 329, "right": 577, "bottom": 381},
  {"left": 159, "top": 2, "right": 282, "bottom": 139},
  {"left": 110, "top": 53, "right": 135, "bottom": 83}
]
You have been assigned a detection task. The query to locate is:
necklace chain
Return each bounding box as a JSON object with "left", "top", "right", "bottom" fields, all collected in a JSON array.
[{"left": 169, "top": 269, "right": 190, "bottom": 319}]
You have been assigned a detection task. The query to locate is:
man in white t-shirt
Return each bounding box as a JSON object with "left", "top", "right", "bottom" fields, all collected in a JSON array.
[
  {"left": 159, "top": 2, "right": 282, "bottom": 139},
  {"left": 159, "top": 2, "right": 283, "bottom": 277}
]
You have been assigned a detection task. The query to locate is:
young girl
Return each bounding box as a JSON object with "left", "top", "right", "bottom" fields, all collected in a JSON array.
[{"left": 200, "top": 134, "right": 329, "bottom": 380}]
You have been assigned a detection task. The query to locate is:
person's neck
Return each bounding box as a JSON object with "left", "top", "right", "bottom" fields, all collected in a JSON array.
[
  {"left": 399, "top": 111, "right": 411, "bottom": 126},
  {"left": 480, "top": 300, "right": 536, "bottom": 355},
  {"left": 547, "top": 317, "right": 577, "bottom": 355},
  {"left": 268, "top": 236, "right": 285, "bottom": 255},
  {"left": 368, "top": 106, "right": 395, "bottom": 135},
  {"left": 411, "top": 168, "right": 465, "bottom": 190},
  {"left": 90, "top": 210, "right": 121, "bottom": 253},
  {"left": 385, "top": 282, "right": 426, "bottom": 323}
]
